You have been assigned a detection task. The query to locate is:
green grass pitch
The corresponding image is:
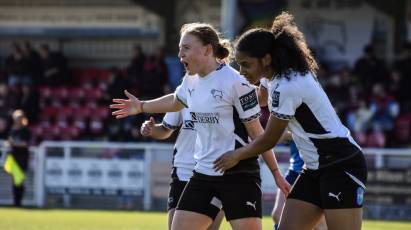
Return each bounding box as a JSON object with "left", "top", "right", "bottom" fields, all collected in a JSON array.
[{"left": 0, "top": 208, "right": 410, "bottom": 230}]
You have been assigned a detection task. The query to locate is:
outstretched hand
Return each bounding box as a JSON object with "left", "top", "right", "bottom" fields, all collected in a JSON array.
[
  {"left": 213, "top": 150, "right": 241, "bottom": 173},
  {"left": 141, "top": 117, "right": 156, "bottom": 136},
  {"left": 110, "top": 90, "right": 142, "bottom": 119}
]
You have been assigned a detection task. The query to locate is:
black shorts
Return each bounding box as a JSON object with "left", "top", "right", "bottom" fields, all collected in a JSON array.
[
  {"left": 168, "top": 178, "right": 187, "bottom": 211},
  {"left": 177, "top": 171, "right": 262, "bottom": 220},
  {"left": 285, "top": 169, "right": 300, "bottom": 185},
  {"left": 288, "top": 153, "right": 367, "bottom": 209}
]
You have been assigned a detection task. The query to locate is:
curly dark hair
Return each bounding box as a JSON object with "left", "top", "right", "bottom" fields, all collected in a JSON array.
[{"left": 235, "top": 12, "right": 318, "bottom": 78}]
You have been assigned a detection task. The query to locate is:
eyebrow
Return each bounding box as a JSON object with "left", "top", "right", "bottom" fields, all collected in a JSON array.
[
  {"left": 238, "top": 61, "right": 248, "bottom": 66},
  {"left": 179, "top": 44, "right": 190, "bottom": 48}
]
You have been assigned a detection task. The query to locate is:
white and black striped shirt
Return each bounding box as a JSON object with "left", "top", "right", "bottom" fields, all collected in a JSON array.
[{"left": 266, "top": 71, "right": 361, "bottom": 170}]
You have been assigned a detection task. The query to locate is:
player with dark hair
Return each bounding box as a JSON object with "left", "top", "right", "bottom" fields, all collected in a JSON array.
[
  {"left": 214, "top": 12, "right": 367, "bottom": 230},
  {"left": 259, "top": 78, "right": 328, "bottom": 230}
]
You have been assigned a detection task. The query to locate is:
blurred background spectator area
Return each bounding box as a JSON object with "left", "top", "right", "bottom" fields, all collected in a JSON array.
[{"left": 0, "top": 0, "right": 409, "bottom": 148}]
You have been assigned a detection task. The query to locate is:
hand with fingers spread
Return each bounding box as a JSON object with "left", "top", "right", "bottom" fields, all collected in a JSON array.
[
  {"left": 140, "top": 117, "right": 156, "bottom": 136},
  {"left": 213, "top": 150, "right": 241, "bottom": 173},
  {"left": 110, "top": 90, "right": 143, "bottom": 119}
]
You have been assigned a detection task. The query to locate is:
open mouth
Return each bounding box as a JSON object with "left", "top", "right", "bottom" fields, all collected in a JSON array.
[{"left": 181, "top": 60, "right": 189, "bottom": 69}]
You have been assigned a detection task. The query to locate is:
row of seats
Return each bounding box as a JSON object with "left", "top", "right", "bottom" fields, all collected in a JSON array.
[
  {"left": 40, "top": 105, "right": 108, "bottom": 120},
  {"left": 32, "top": 68, "right": 112, "bottom": 143},
  {"left": 31, "top": 119, "right": 105, "bottom": 142},
  {"left": 39, "top": 86, "right": 104, "bottom": 101},
  {"left": 71, "top": 68, "right": 111, "bottom": 86}
]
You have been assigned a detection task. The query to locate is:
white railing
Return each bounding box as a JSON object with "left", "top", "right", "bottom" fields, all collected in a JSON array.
[
  {"left": 35, "top": 141, "right": 174, "bottom": 210},
  {"left": 1, "top": 141, "right": 411, "bottom": 215}
]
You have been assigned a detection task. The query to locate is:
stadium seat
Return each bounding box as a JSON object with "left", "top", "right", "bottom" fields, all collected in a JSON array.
[
  {"left": 60, "top": 125, "right": 80, "bottom": 140},
  {"left": 41, "top": 106, "right": 59, "bottom": 121},
  {"left": 69, "top": 87, "right": 86, "bottom": 104},
  {"left": 94, "top": 106, "right": 109, "bottom": 120},
  {"left": 42, "top": 124, "right": 61, "bottom": 140},
  {"left": 53, "top": 87, "right": 69, "bottom": 101},
  {"left": 39, "top": 86, "right": 52, "bottom": 99},
  {"left": 84, "top": 88, "right": 103, "bottom": 102}
]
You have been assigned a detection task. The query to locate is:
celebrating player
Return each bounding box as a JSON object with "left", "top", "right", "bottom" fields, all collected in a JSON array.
[
  {"left": 111, "top": 22, "right": 290, "bottom": 230},
  {"left": 213, "top": 12, "right": 367, "bottom": 230}
]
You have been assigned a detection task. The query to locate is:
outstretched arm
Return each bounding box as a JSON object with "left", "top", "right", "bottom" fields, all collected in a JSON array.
[{"left": 110, "top": 90, "right": 184, "bottom": 119}]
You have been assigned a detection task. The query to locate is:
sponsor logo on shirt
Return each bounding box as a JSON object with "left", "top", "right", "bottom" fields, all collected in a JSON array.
[
  {"left": 190, "top": 112, "right": 220, "bottom": 124},
  {"left": 183, "top": 120, "right": 195, "bottom": 130},
  {"left": 239, "top": 90, "right": 258, "bottom": 111},
  {"left": 271, "top": 91, "right": 280, "bottom": 108}
]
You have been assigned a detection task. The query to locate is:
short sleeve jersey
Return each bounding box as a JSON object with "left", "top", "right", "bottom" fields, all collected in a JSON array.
[
  {"left": 162, "top": 109, "right": 196, "bottom": 181},
  {"left": 261, "top": 78, "right": 304, "bottom": 172},
  {"left": 267, "top": 71, "right": 361, "bottom": 170},
  {"left": 259, "top": 78, "right": 269, "bottom": 89},
  {"left": 175, "top": 64, "right": 261, "bottom": 176}
]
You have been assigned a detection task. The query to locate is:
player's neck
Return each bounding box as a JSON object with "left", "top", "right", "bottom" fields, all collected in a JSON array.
[
  {"left": 266, "top": 68, "right": 275, "bottom": 81},
  {"left": 197, "top": 59, "right": 220, "bottom": 77}
]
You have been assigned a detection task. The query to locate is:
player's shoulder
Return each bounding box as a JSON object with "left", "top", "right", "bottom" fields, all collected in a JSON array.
[
  {"left": 218, "top": 64, "right": 254, "bottom": 87},
  {"left": 181, "top": 73, "right": 199, "bottom": 85},
  {"left": 274, "top": 71, "right": 311, "bottom": 88}
]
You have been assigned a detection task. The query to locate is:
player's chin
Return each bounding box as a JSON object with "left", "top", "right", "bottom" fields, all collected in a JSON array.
[
  {"left": 186, "top": 69, "right": 195, "bottom": 75},
  {"left": 244, "top": 76, "right": 259, "bottom": 85}
]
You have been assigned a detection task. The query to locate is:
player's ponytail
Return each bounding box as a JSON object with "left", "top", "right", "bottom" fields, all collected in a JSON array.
[
  {"left": 270, "top": 12, "right": 318, "bottom": 76},
  {"left": 235, "top": 12, "right": 318, "bottom": 78},
  {"left": 215, "top": 39, "right": 232, "bottom": 63}
]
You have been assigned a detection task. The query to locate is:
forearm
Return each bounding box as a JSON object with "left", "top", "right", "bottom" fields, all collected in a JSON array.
[
  {"left": 149, "top": 124, "right": 173, "bottom": 140},
  {"left": 237, "top": 134, "right": 277, "bottom": 161},
  {"left": 239, "top": 116, "right": 287, "bottom": 162},
  {"left": 243, "top": 119, "right": 279, "bottom": 161},
  {"left": 143, "top": 94, "right": 184, "bottom": 113},
  {"left": 261, "top": 150, "right": 280, "bottom": 172}
]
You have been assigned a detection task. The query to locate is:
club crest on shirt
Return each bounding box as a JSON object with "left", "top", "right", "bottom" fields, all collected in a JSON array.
[
  {"left": 239, "top": 90, "right": 258, "bottom": 111},
  {"left": 271, "top": 91, "right": 280, "bottom": 108},
  {"left": 211, "top": 89, "right": 223, "bottom": 101}
]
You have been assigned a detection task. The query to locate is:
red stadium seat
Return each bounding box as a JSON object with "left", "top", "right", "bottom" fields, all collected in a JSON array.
[
  {"left": 84, "top": 88, "right": 103, "bottom": 102},
  {"left": 53, "top": 87, "right": 69, "bottom": 101},
  {"left": 41, "top": 124, "right": 61, "bottom": 140},
  {"left": 39, "top": 86, "right": 52, "bottom": 99},
  {"left": 69, "top": 87, "right": 86, "bottom": 104},
  {"left": 41, "top": 106, "right": 59, "bottom": 121},
  {"left": 94, "top": 106, "right": 109, "bottom": 120},
  {"left": 60, "top": 125, "right": 80, "bottom": 140},
  {"left": 73, "top": 106, "right": 92, "bottom": 120}
]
